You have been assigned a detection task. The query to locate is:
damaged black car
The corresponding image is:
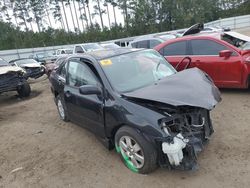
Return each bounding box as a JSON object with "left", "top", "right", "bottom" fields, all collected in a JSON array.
[
  {"left": 49, "top": 48, "right": 221, "bottom": 174},
  {"left": 0, "top": 58, "right": 31, "bottom": 97}
]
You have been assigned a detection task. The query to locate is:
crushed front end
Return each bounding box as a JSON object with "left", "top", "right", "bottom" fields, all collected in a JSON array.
[
  {"left": 0, "top": 72, "right": 25, "bottom": 93},
  {"left": 23, "top": 66, "right": 45, "bottom": 79},
  {"left": 155, "top": 106, "right": 214, "bottom": 170}
]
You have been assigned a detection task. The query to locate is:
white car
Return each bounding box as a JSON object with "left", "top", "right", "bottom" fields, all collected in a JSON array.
[
  {"left": 73, "top": 43, "right": 104, "bottom": 54},
  {"left": 9, "top": 58, "right": 45, "bottom": 79},
  {"left": 100, "top": 43, "right": 121, "bottom": 49},
  {"left": 55, "top": 49, "right": 73, "bottom": 55}
]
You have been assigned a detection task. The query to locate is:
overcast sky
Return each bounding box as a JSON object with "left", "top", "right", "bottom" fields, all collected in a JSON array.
[{"left": 5, "top": 2, "right": 124, "bottom": 32}]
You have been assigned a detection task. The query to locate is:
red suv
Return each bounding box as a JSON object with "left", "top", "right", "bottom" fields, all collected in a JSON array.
[{"left": 155, "top": 36, "right": 250, "bottom": 89}]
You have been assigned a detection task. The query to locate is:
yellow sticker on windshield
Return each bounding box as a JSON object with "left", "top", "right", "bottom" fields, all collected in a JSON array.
[{"left": 100, "top": 59, "right": 112, "bottom": 66}]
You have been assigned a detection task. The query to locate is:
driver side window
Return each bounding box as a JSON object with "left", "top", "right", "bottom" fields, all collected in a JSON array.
[{"left": 67, "top": 61, "right": 98, "bottom": 87}]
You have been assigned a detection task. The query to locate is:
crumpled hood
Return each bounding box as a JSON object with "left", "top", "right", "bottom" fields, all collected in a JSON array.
[
  {"left": 0, "top": 66, "right": 25, "bottom": 75},
  {"left": 123, "top": 68, "right": 221, "bottom": 110},
  {"left": 20, "top": 63, "right": 41, "bottom": 68}
]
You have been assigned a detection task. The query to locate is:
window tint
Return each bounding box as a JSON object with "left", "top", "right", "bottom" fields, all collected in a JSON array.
[
  {"left": 163, "top": 41, "right": 187, "bottom": 56},
  {"left": 191, "top": 39, "right": 227, "bottom": 55},
  {"left": 149, "top": 40, "right": 161, "bottom": 48},
  {"left": 68, "top": 61, "right": 98, "bottom": 87},
  {"left": 131, "top": 42, "right": 137, "bottom": 48},
  {"left": 75, "top": 46, "right": 84, "bottom": 53},
  {"left": 137, "top": 40, "right": 148, "bottom": 48}
]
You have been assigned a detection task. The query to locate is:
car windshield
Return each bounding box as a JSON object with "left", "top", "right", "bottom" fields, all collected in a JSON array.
[
  {"left": 82, "top": 43, "right": 103, "bottom": 52},
  {"left": 103, "top": 44, "right": 120, "bottom": 49},
  {"left": 100, "top": 50, "right": 176, "bottom": 93},
  {"left": 15, "top": 59, "right": 38, "bottom": 66},
  {"left": 0, "top": 59, "right": 8, "bottom": 66}
]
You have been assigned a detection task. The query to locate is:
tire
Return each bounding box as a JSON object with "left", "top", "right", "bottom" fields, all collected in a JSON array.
[
  {"left": 17, "top": 81, "right": 31, "bottom": 97},
  {"left": 56, "top": 95, "right": 69, "bottom": 122},
  {"left": 115, "top": 126, "right": 158, "bottom": 174}
]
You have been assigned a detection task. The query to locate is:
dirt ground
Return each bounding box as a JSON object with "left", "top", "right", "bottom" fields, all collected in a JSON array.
[{"left": 0, "top": 75, "right": 250, "bottom": 188}]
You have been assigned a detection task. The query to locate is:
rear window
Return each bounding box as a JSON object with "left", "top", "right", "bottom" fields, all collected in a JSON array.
[
  {"left": 162, "top": 41, "right": 187, "bottom": 56},
  {"left": 137, "top": 40, "right": 148, "bottom": 48}
]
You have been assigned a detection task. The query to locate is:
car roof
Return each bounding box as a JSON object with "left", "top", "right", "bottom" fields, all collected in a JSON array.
[
  {"left": 81, "top": 48, "right": 144, "bottom": 60},
  {"left": 154, "top": 35, "right": 241, "bottom": 53}
]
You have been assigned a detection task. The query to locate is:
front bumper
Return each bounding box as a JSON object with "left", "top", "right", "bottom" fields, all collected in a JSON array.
[
  {"left": 24, "top": 67, "right": 45, "bottom": 79},
  {"left": 0, "top": 73, "right": 25, "bottom": 93},
  {"left": 156, "top": 108, "right": 213, "bottom": 170}
]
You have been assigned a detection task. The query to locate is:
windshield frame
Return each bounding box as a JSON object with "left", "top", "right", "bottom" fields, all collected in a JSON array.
[{"left": 99, "top": 49, "right": 176, "bottom": 93}]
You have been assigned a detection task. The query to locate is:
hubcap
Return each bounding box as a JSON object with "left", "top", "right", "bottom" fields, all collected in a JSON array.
[
  {"left": 57, "top": 99, "right": 65, "bottom": 119},
  {"left": 119, "top": 136, "right": 144, "bottom": 169}
]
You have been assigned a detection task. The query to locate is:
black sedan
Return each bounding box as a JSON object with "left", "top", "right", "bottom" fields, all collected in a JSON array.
[{"left": 49, "top": 48, "right": 221, "bottom": 174}]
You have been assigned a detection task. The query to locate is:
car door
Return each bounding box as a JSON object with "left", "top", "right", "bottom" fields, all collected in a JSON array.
[
  {"left": 64, "top": 58, "right": 105, "bottom": 138},
  {"left": 160, "top": 40, "right": 188, "bottom": 70},
  {"left": 189, "top": 39, "right": 242, "bottom": 87}
]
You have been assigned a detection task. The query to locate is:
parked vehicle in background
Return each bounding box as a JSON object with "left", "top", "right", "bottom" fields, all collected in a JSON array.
[
  {"left": 29, "top": 52, "right": 57, "bottom": 64},
  {"left": 55, "top": 49, "right": 73, "bottom": 55},
  {"left": 155, "top": 35, "right": 250, "bottom": 89},
  {"left": 9, "top": 58, "right": 45, "bottom": 79},
  {"left": 49, "top": 48, "right": 221, "bottom": 174},
  {"left": 128, "top": 34, "right": 177, "bottom": 49},
  {"left": 200, "top": 26, "right": 230, "bottom": 33},
  {"left": 0, "top": 58, "right": 31, "bottom": 97},
  {"left": 240, "top": 42, "right": 250, "bottom": 50},
  {"left": 100, "top": 43, "right": 121, "bottom": 49},
  {"left": 73, "top": 43, "right": 104, "bottom": 54},
  {"left": 45, "top": 56, "right": 67, "bottom": 77}
]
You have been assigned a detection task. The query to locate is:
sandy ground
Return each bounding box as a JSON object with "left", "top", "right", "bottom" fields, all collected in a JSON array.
[{"left": 0, "top": 76, "right": 250, "bottom": 188}]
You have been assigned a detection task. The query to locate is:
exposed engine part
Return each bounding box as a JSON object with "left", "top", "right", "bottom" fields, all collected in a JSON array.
[{"left": 162, "top": 133, "right": 188, "bottom": 166}]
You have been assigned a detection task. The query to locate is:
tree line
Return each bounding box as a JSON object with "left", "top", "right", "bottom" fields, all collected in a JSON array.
[{"left": 0, "top": 0, "right": 249, "bottom": 50}]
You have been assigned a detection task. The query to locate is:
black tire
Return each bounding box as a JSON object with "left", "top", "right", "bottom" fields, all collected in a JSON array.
[
  {"left": 115, "top": 126, "right": 158, "bottom": 174},
  {"left": 17, "top": 81, "right": 31, "bottom": 97},
  {"left": 56, "top": 95, "right": 69, "bottom": 122}
]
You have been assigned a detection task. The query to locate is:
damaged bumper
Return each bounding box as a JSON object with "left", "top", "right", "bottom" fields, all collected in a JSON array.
[
  {"left": 156, "top": 108, "right": 213, "bottom": 170},
  {"left": 0, "top": 73, "right": 25, "bottom": 93},
  {"left": 23, "top": 67, "right": 45, "bottom": 79}
]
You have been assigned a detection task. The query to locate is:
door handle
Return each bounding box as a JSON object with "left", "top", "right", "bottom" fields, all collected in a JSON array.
[
  {"left": 195, "top": 60, "right": 201, "bottom": 65},
  {"left": 65, "top": 90, "right": 72, "bottom": 98}
]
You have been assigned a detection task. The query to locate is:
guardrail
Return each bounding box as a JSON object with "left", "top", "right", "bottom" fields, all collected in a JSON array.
[
  {"left": 205, "top": 14, "right": 250, "bottom": 29},
  {"left": 1, "top": 14, "right": 250, "bottom": 62}
]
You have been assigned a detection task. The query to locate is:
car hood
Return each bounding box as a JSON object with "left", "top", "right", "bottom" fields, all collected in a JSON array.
[
  {"left": 20, "top": 63, "right": 41, "bottom": 68},
  {"left": 182, "top": 23, "right": 204, "bottom": 36},
  {"left": 0, "top": 66, "right": 25, "bottom": 75},
  {"left": 123, "top": 68, "right": 221, "bottom": 110}
]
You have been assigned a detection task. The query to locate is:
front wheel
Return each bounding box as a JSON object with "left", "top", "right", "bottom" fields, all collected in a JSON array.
[
  {"left": 115, "top": 126, "right": 158, "bottom": 174},
  {"left": 56, "top": 95, "right": 69, "bottom": 122},
  {"left": 17, "top": 81, "right": 31, "bottom": 97}
]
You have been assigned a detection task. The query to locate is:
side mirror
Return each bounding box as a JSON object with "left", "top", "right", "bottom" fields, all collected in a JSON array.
[
  {"left": 79, "top": 85, "right": 102, "bottom": 95},
  {"left": 219, "top": 50, "right": 232, "bottom": 58}
]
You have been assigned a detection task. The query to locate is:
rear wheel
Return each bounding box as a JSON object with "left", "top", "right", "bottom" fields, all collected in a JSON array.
[
  {"left": 17, "top": 81, "right": 31, "bottom": 97},
  {"left": 115, "top": 126, "right": 158, "bottom": 174}
]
